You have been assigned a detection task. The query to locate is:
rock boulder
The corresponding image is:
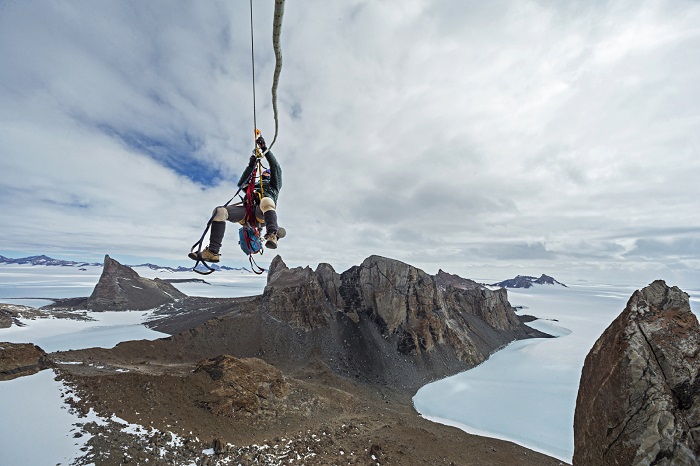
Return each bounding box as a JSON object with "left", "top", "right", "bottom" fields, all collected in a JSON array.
[{"left": 573, "top": 280, "right": 700, "bottom": 465}]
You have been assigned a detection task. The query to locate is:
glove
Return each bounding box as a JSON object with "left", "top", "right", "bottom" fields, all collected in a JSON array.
[
  {"left": 256, "top": 136, "right": 267, "bottom": 152},
  {"left": 249, "top": 154, "right": 257, "bottom": 166}
]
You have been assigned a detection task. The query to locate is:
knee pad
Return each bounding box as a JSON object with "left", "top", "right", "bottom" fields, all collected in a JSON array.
[
  {"left": 260, "top": 197, "right": 276, "bottom": 213},
  {"left": 212, "top": 206, "right": 229, "bottom": 222}
]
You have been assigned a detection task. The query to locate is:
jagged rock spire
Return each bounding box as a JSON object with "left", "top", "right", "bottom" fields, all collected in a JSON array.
[
  {"left": 86, "top": 255, "right": 186, "bottom": 311},
  {"left": 574, "top": 280, "right": 700, "bottom": 465}
]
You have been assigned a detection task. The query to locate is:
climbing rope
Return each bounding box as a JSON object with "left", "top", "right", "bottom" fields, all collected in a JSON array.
[
  {"left": 249, "top": 0, "right": 258, "bottom": 141},
  {"left": 269, "top": 0, "right": 285, "bottom": 149},
  {"left": 249, "top": 0, "right": 285, "bottom": 150}
]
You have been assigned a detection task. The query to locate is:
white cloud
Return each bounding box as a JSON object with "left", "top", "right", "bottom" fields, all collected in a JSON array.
[{"left": 0, "top": 0, "right": 699, "bottom": 286}]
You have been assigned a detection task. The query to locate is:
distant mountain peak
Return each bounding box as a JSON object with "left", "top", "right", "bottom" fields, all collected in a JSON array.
[
  {"left": 0, "top": 254, "right": 253, "bottom": 273},
  {"left": 491, "top": 274, "right": 567, "bottom": 288},
  {"left": 0, "top": 255, "right": 101, "bottom": 267}
]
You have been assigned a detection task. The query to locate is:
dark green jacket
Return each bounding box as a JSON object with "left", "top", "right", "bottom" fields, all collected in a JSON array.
[{"left": 237, "top": 150, "right": 282, "bottom": 204}]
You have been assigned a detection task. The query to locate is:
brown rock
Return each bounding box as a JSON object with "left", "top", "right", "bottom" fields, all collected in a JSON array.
[
  {"left": 573, "top": 280, "right": 700, "bottom": 465},
  {"left": 195, "top": 355, "right": 289, "bottom": 416},
  {"left": 0, "top": 342, "right": 51, "bottom": 380}
]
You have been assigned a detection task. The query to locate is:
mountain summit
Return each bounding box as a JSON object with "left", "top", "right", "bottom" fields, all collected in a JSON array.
[{"left": 491, "top": 274, "right": 567, "bottom": 288}]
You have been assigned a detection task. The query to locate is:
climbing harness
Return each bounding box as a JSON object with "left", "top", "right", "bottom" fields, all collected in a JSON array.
[
  {"left": 190, "top": 145, "right": 267, "bottom": 275},
  {"left": 240, "top": 146, "right": 267, "bottom": 275}
]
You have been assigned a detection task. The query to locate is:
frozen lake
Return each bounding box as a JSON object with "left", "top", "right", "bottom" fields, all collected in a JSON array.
[{"left": 414, "top": 282, "right": 699, "bottom": 462}]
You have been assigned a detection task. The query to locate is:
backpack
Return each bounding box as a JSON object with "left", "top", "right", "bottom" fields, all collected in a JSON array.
[{"left": 239, "top": 226, "right": 262, "bottom": 255}]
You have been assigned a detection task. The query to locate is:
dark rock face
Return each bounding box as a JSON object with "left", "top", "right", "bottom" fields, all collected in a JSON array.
[
  {"left": 573, "top": 280, "right": 700, "bottom": 465},
  {"left": 86, "top": 255, "right": 186, "bottom": 311},
  {"left": 491, "top": 274, "right": 567, "bottom": 288},
  {"left": 0, "top": 342, "right": 51, "bottom": 380}
]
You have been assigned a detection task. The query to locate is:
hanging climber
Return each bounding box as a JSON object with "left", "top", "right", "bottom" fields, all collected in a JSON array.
[{"left": 191, "top": 135, "right": 282, "bottom": 263}]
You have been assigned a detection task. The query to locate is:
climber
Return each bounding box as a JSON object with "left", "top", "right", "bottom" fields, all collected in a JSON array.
[{"left": 192, "top": 135, "right": 282, "bottom": 263}]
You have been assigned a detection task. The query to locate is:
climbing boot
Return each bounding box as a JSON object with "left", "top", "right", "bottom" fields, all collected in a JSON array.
[
  {"left": 188, "top": 246, "right": 220, "bottom": 263},
  {"left": 263, "top": 210, "right": 280, "bottom": 249},
  {"left": 264, "top": 232, "right": 278, "bottom": 249}
]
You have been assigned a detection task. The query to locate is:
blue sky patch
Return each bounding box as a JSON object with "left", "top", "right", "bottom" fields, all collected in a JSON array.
[{"left": 98, "top": 124, "right": 219, "bottom": 187}]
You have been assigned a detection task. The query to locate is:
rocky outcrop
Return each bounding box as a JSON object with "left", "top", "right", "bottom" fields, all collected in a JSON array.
[
  {"left": 194, "top": 355, "right": 290, "bottom": 416},
  {"left": 0, "top": 342, "right": 51, "bottom": 380},
  {"left": 86, "top": 255, "right": 186, "bottom": 311},
  {"left": 262, "top": 257, "right": 331, "bottom": 329},
  {"left": 573, "top": 280, "right": 700, "bottom": 465}
]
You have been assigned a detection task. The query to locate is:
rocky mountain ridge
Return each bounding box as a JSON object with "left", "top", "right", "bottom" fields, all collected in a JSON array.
[
  {"left": 0, "top": 254, "right": 101, "bottom": 267},
  {"left": 59, "top": 254, "right": 547, "bottom": 397},
  {"left": 244, "top": 255, "right": 549, "bottom": 392}
]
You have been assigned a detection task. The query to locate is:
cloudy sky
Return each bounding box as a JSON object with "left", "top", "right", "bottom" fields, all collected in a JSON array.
[{"left": 1, "top": 0, "right": 699, "bottom": 286}]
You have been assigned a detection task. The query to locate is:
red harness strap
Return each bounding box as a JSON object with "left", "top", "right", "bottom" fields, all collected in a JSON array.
[
  {"left": 243, "top": 164, "right": 259, "bottom": 228},
  {"left": 242, "top": 162, "right": 265, "bottom": 274}
]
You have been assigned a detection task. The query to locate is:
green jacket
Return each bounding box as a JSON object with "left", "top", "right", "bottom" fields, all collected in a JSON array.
[{"left": 237, "top": 150, "right": 282, "bottom": 204}]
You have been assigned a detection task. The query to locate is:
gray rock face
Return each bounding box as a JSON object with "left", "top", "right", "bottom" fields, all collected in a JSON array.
[
  {"left": 573, "top": 280, "right": 700, "bottom": 466},
  {"left": 262, "top": 256, "right": 331, "bottom": 329},
  {"left": 86, "top": 255, "right": 186, "bottom": 311}
]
